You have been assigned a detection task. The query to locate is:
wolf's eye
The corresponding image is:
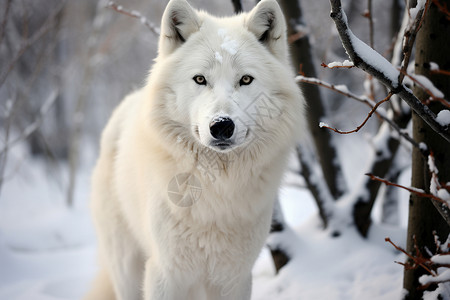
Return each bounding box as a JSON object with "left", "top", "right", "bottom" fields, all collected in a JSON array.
[
  {"left": 193, "top": 75, "right": 207, "bottom": 85},
  {"left": 239, "top": 75, "right": 254, "bottom": 86}
]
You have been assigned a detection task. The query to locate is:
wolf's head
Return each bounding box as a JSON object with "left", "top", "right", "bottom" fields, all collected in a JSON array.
[{"left": 148, "top": 0, "right": 303, "bottom": 160}]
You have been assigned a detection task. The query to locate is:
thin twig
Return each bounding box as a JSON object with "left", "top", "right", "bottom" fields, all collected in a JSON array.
[
  {"left": 366, "top": 173, "right": 449, "bottom": 208},
  {"left": 296, "top": 75, "right": 423, "bottom": 151},
  {"left": 431, "top": 0, "right": 450, "bottom": 20},
  {"left": 385, "top": 237, "right": 436, "bottom": 276},
  {"left": 431, "top": 69, "right": 450, "bottom": 76},
  {"left": 0, "top": 1, "right": 65, "bottom": 88},
  {"left": 106, "top": 1, "right": 160, "bottom": 35},
  {"left": 0, "top": 0, "right": 12, "bottom": 45},
  {"left": 0, "top": 90, "right": 58, "bottom": 154},
  {"left": 319, "top": 93, "right": 393, "bottom": 134}
]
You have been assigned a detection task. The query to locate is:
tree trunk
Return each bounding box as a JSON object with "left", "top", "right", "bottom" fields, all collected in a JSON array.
[
  {"left": 278, "top": 0, "right": 347, "bottom": 201},
  {"left": 231, "top": 0, "right": 242, "bottom": 14},
  {"left": 403, "top": 1, "right": 450, "bottom": 298}
]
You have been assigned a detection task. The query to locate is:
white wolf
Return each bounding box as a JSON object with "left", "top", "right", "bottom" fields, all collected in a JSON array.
[{"left": 84, "top": 0, "right": 305, "bottom": 299}]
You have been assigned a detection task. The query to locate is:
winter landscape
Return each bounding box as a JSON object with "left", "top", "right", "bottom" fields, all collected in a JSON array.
[{"left": 1, "top": 0, "right": 449, "bottom": 299}]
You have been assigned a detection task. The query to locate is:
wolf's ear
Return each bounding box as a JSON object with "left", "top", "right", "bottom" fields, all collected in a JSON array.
[
  {"left": 158, "top": 0, "right": 200, "bottom": 56},
  {"left": 246, "top": 0, "right": 288, "bottom": 62}
]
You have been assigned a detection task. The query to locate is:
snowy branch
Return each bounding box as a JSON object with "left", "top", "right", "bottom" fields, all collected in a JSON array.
[
  {"left": 321, "top": 61, "right": 354, "bottom": 69},
  {"left": 329, "top": 0, "right": 450, "bottom": 143},
  {"left": 106, "top": 1, "right": 160, "bottom": 35},
  {"left": 397, "top": 0, "right": 431, "bottom": 85},
  {"left": 404, "top": 72, "right": 450, "bottom": 108}
]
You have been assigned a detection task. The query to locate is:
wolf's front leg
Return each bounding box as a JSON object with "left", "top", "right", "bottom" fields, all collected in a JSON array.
[
  {"left": 143, "top": 259, "right": 203, "bottom": 300},
  {"left": 211, "top": 274, "right": 252, "bottom": 300},
  {"left": 143, "top": 259, "right": 177, "bottom": 300}
]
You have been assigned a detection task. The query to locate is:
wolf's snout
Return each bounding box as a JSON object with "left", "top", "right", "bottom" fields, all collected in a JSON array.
[{"left": 209, "top": 117, "right": 235, "bottom": 140}]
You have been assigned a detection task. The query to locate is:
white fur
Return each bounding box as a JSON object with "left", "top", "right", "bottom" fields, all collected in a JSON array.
[{"left": 84, "top": 0, "right": 305, "bottom": 299}]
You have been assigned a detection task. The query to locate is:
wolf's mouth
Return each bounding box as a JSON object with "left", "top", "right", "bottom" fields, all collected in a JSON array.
[{"left": 210, "top": 140, "right": 234, "bottom": 151}]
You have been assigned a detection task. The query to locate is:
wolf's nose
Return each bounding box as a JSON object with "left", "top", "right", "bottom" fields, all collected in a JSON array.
[{"left": 209, "top": 117, "right": 235, "bottom": 140}]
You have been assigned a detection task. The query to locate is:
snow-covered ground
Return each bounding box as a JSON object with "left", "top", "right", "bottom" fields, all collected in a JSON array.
[{"left": 0, "top": 140, "right": 409, "bottom": 300}]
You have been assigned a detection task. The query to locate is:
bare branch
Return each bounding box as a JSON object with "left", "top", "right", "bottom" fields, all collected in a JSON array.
[
  {"left": 0, "top": 0, "right": 12, "bottom": 45},
  {"left": 367, "top": 173, "right": 450, "bottom": 221},
  {"left": 296, "top": 75, "right": 423, "bottom": 152},
  {"left": 0, "top": 90, "right": 58, "bottom": 155},
  {"left": 0, "top": 1, "right": 65, "bottom": 87},
  {"left": 431, "top": 0, "right": 450, "bottom": 20},
  {"left": 106, "top": 1, "right": 160, "bottom": 35},
  {"left": 385, "top": 237, "right": 437, "bottom": 276},
  {"left": 319, "top": 92, "right": 393, "bottom": 135},
  {"left": 329, "top": 0, "right": 450, "bottom": 143}
]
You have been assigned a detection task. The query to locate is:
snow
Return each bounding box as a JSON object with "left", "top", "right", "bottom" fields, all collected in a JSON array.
[
  {"left": 0, "top": 136, "right": 411, "bottom": 300},
  {"left": 215, "top": 51, "right": 223, "bottom": 63},
  {"left": 419, "top": 269, "right": 450, "bottom": 287},
  {"left": 430, "top": 62, "right": 440, "bottom": 71},
  {"left": 431, "top": 254, "right": 450, "bottom": 265},
  {"left": 319, "top": 121, "right": 329, "bottom": 128},
  {"left": 436, "top": 110, "right": 450, "bottom": 126},
  {"left": 327, "top": 60, "right": 354, "bottom": 68},
  {"left": 409, "top": 0, "right": 427, "bottom": 23},
  {"left": 253, "top": 222, "right": 405, "bottom": 300},
  {"left": 347, "top": 31, "right": 400, "bottom": 87},
  {"left": 419, "top": 142, "right": 428, "bottom": 152},
  {"left": 405, "top": 74, "right": 445, "bottom": 99},
  {"left": 218, "top": 28, "right": 238, "bottom": 55},
  {"left": 334, "top": 84, "right": 349, "bottom": 94}
]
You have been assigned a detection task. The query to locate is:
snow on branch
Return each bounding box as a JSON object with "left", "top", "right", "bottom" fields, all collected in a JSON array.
[
  {"left": 397, "top": 0, "right": 431, "bottom": 85},
  {"left": 106, "top": 1, "right": 160, "bottom": 35},
  {"left": 403, "top": 72, "right": 450, "bottom": 108},
  {"left": 329, "top": 0, "right": 450, "bottom": 143},
  {"left": 321, "top": 60, "right": 354, "bottom": 69}
]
